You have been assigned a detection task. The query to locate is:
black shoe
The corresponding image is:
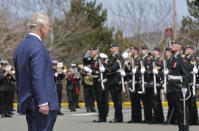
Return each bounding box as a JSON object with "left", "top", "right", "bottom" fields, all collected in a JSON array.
[
  {"left": 127, "top": 120, "right": 140, "bottom": 123},
  {"left": 90, "top": 109, "right": 96, "bottom": 112},
  {"left": 109, "top": 119, "right": 123, "bottom": 123},
  {"left": 70, "top": 109, "right": 76, "bottom": 112},
  {"left": 76, "top": 105, "right": 81, "bottom": 109},
  {"left": 8, "top": 112, "right": 14, "bottom": 115},
  {"left": 93, "top": 119, "right": 106, "bottom": 122},
  {"left": 4, "top": 113, "right": 12, "bottom": 117},
  {"left": 57, "top": 112, "right": 64, "bottom": 115},
  {"left": 12, "top": 109, "right": 16, "bottom": 111},
  {"left": 141, "top": 120, "right": 151, "bottom": 123}
]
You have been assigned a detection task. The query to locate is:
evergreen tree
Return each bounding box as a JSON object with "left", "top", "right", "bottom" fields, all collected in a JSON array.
[{"left": 181, "top": 0, "right": 199, "bottom": 46}]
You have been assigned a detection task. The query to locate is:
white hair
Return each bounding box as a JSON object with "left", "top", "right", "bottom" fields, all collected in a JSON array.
[{"left": 27, "top": 11, "right": 49, "bottom": 31}]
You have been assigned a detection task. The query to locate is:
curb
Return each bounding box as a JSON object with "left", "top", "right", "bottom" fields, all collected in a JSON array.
[{"left": 13, "top": 102, "right": 199, "bottom": 108}]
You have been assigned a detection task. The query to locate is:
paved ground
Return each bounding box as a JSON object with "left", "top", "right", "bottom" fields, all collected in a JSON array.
[{"left": 0, "top": 107, "right": 199, "bottom": 131}]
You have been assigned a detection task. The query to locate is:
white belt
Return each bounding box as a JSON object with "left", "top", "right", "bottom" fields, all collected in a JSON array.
[{"left": 168, "top": 75, "right": 182, "bottom": 81}]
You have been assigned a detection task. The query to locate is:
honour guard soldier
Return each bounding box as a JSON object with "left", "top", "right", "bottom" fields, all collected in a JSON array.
[
  {"left": 53, "top": 60, "right": 65, "bottom": 115},
  {"left": 89, "top": 46, "right": 109, "bottom": 122},
  {"left": 140, "top": 45, "right": 154, "bottom": 123},
  {"left": 151, "top": 47, "right": 164, "bottom": 124},
  {"left": 104, "top": 43, "right": 124, "bottom": 123},
  {"left": 184, "top": 45, "right": 198, "bottom": 125},
  {"left": 167, "top": 41, "right": 190, "bottom": 131},
  {"left": 164, "top": 47, "right": 177, "bottom": 124},
  {"left": 125, "top": 47, "right": 142, "bottom": 123}
]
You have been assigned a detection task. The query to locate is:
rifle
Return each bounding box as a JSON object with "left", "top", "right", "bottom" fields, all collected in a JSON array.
[
  {"left": 140, "top": 60, "right": 145, "bottom": 94},
  {"left": 98, "top": 57, "right": 105, "bottom": 90},
  {"left": 118, "top": 61, "right": 126, "bottom": 93},
  {"left": 131, "top": 57, "right": 136, "bottom": 93},
  {"left": 163, "top": 59, "right": 167, "bottom": 94},
  {"left": 153, "top": 61, "right": 157, "bottom": 95},
  {"left": 192, "top": 61, "right": 196, "bottom": 96}
]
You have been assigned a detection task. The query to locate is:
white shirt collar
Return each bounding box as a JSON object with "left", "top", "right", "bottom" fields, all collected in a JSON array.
[{"left": 29, "top": 33, "right": 41, "bottom": 41}]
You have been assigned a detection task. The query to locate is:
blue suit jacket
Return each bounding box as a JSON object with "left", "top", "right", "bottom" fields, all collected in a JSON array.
[{"left": 14, "top": 34, "right": 59, "bottom": 113}]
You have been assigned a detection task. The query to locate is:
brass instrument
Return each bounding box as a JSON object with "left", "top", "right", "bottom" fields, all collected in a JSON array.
[{"left": 84, "top": 75, "right": 93, "bottom": 86}]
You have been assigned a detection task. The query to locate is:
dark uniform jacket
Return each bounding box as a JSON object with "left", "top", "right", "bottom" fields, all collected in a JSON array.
[
  {"left": 142, "top": 54, "right": 153, "bottom": 87},
  {"left": 104, "top": 52, "right": 123, "bottom": 86},
  {"left": 167, "top": 53, "right": 189, "bottom": 93}
]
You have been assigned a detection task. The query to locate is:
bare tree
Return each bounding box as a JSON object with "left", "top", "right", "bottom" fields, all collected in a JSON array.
[{"left": 108, "top": 0, "right": 173, "bottom": 48}]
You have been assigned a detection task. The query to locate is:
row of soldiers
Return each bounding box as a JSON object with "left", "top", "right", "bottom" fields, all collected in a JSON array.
[
  {"left": 0, "top": 60, "right": 16, "bottom": 118},
  {"left": 80, "top": 41, "right": 198, "bottom": 131}
]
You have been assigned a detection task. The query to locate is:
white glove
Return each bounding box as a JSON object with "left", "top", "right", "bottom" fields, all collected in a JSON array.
[
  {"left": 132, "top": 68, "right": 137, "bottom": 74},
  {"left": 120, "top": 70, "right": 126, "bottom": 77},
  {"left": 153, "top": 69, "right": 158, "bottom": 75},
  {"left": 99, "top": 53, "right": 108, "bottom": 59},
  {"left": 55, "top": 73, "right": 58, "bottom": 77},
  {"left": 164, "top": 69, "right": 169, "bottom": 75},
  {"left": 141, "top": 67, "right": 145, "bottom": 74},
  {"left": 193, "top": 66, "right": 198, "bottom": 74},
  {"left": 99, "top": 66, "right": 105, "bottom": 72},
  {"left": 83, "top": 66, "right": 92, "bottom": 73}
]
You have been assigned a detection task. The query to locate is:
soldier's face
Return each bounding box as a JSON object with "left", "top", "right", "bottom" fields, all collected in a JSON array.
[
  {"left": 90, "top": 50, "right": 98, "bottom": 57},
  {"left": 153, "top": 50, "right": 159, "bottom": 56},
  {"left": 171, "top": 44, "right": 178, "bottom": 52},
  {"left": 110, "top": 47, "right": 119, "bottom": 54},
  {"left": 165, "top": 51, "right": 171, "bottom": 58},
  {"left": 141, "top": 49, "right": 148, "bottom": 56},
  {"left": 53, "top": 65, "right": 57, "bottom": 69},
  {"left": 185, "top": 48, "right": 191, "bottom": 55}
]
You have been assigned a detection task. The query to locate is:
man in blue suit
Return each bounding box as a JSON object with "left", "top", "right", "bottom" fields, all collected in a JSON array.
[{"left": 14, "top": 12, "right": 59, "bottom": 131}]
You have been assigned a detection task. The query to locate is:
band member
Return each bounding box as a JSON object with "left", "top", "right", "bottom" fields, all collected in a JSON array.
[
  {"left": 66, "top": 64, "right": 81, "bottom": 112},
  {"left": 167, "top": 41, "right": 190, "bottom": 131},
  {"left": 82, "top": 50, "right": 96, "bottom": 112},
  {"left": 104, "top": 43, "right": 124, "bottom": 123},
  {"left": 184, "top": 45, "right": 198, "bottom": 125},
  {"left": 53, "top": 61, "right": 65, "bottom": 115},
  {"left": 0, "top": 61, "right": 12, "bottom": 117}
]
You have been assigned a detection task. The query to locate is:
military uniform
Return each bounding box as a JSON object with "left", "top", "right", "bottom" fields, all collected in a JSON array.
[
  {"left": 165, "top": 55, "right": 178, "bottom": 124},
  {"left": 0, "top": 66, "right": 12, "bottom": 117},
  {"left": 66, "top": 71, "right": 80, "bottom": 112},
  {"left": 140, "top": 53, "right": 154, "bottom": 123},
  {"left": 152, "top": 55, "right": 164, "bottom": 123},
  {"left": 104, "top": 50, "right": 123, "bottom": 122},
  {"left": 82, "top": 55, "right": 96, "bottom": 112},
  {"left": 167, "top": 49, "right": 190, "bottom": 131},
  {"left": 90, "top": 54, "right": 109, "bottom": 122},
  {"left": 184, "top": 52, "right": 198, "bottom": 125},
  {"left": 53, "top": 69, "right": 65, "bottom": 114},
  {"left": 125, "top": 55, "right": 142, "bottom": 123}
]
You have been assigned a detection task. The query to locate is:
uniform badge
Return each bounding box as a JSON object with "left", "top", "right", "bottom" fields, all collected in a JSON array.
[
  {"left": 116, "top": 59, "right": 120, "bottom": 63},
  {"left": 183, "top": 59, "right": 187, "bottom": 63},
  {"left": 173, "top": 62, "right": 177, "bottom": 68},
  {"left": 190, "top": 61, "right": 194, "bottom": 65}
]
